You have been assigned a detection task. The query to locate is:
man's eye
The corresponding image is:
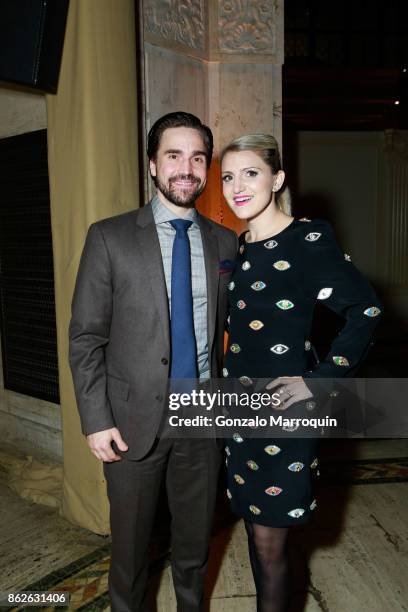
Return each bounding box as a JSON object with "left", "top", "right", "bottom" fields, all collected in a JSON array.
[
  {"left": 169, "top": 154, "right": 177, "bottom": 160},
  {"left": 193, "top": 157, "right": 204, "bottom": 163}
]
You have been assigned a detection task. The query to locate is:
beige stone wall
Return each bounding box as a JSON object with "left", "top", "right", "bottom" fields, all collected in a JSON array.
[
  {"left": 0, "top": 87, "right": 61, "bottom": 461},
  {"left": 0, "top": 88, "right": 46, "bottom": 138},
  {"left": 140, "top": 0, "right": 284, "bottom": 233}
]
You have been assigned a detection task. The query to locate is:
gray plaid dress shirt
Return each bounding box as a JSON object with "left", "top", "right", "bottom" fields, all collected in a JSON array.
[{"left": 151, "top": 195, "right": 209, "bottom": 378}]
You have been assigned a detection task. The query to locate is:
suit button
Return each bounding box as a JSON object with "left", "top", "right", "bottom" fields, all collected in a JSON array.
[
  {"left": 161, "top": 358, "right": 168, "bottom": 365},
  {"left": 156, "top": 395, "right": 163, "bottom": 402}
]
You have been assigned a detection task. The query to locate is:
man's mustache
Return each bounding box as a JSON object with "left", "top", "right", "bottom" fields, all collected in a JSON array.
[{"left": 169, "top": 174, "right": 201, "bottom": 185}]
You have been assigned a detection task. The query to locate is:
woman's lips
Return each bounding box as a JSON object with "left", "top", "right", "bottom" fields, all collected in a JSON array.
[{"left": 233, "top": 195, "right": 253, "bottom": 206}]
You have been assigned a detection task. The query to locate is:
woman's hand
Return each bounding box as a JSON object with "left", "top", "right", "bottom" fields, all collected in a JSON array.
[{"left": 266, "top": 376, "right": 313, "bottom": 411}]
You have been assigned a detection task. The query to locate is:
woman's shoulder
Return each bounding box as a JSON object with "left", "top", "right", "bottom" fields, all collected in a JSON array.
[
  {"left": 294, "top": 217, "right": 335, "bottom": 242},
  {"left": 296, "top": 217, "right": 333, "bottom": 231}
]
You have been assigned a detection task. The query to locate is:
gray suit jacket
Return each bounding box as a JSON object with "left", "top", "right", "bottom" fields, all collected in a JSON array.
[{"left": 69, "top": 202, "right": 238, "bottom": 459}]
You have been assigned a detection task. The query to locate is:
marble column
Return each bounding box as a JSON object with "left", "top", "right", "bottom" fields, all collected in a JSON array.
[{"left": 140, "top": 0, "right": 284, "bottom": 231}]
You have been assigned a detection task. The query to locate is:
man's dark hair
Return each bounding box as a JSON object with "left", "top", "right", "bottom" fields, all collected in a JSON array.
[{"left": 147, "top": 111, "right": 214, "bottom": 167}]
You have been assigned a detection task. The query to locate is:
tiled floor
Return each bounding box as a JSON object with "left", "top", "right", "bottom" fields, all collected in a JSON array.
[{"left": 1, "top": 440, "right": 408, "bottom": 611}]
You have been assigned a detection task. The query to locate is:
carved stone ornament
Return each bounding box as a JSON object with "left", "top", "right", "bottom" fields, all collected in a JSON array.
[
  {"left": 218, "top": 1, "right": 276, "bottom": 54},
  {"left": 144, "top": 0, "right": 205, "bottom": 51}
]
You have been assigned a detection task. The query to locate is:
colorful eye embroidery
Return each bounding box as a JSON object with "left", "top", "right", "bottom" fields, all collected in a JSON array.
[
  {"left": 305, "top": 401, "right": 316, "bottom": 411},
  {"left": 264, "top": 239, "right": 278, "bottom": 249},
  {"left": 237, "top": 299, "right": 247, "bottom": 309},
  {"left": 242, "top": 261, "right": 251, "bottom": 271},
  {"left": 233, "top": 433, "right": 244, "bottom": 443},
  {"left": 364, "top": 306, "right": 381, "bottom": 317},
  {"left": 264, "top": 445, "right": 281, "bottom": 455},
  {"left": 288, "top": 508, "right": 305, "bottom": 518},
  {"left": 317, "top": 287, "right": 333, "bottom": 300},
  {"left": 283, "top": 421, "right": 299, "bottom": 432},
  {"left": 222, "top": 368, "right": 228, "bottom": 377},
  {"left": 228, "top": 281, "right": 235, "bottom": 290},
  {"left": 249, "top": 505, "right": 261, "bottom": 515},
  {"left": 270, "top": 344, "right": 289, "bottom": 354},
  {"left": 333, "top": 356, "right": 350, "bottom": 367},
  {"left": 239, "top": 376, "right": 253, "bottom": 386},
  {"left": 265, "top": 486, "right": 283, "bottom": 496},
  {"left": 273, "top": 260, "right": 291, "bottom": 271},
  {"left": 251, "top": 281, "right": 266, "bottom": 291},
  {"left": 230, "top": 343, "right": 241, "bottom": 353},
  {"left": 288, "top": 462, "right": 304, "bottom": 472},
  {"left": 246, "top": 460, "right": 259, "bottom": 471},
  {"left": 249, "top": 320, "right": 264, "bottom": 330},
  {"left": 234, "top": 474, "right": 245, "bottom": 485},
  {"left": 276, "top": 299, "right": 294, "bottom": 310},
  {"left": 305, "top": 232, "right": 321, "bottom": 242}
]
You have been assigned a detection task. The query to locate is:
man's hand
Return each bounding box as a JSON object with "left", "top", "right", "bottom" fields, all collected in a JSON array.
[
  {"left": 86, "top": 427, "right": 128, "bottom": 462},
  {"left": 266, "top": 376, "right": 313, "bottom": 411}
]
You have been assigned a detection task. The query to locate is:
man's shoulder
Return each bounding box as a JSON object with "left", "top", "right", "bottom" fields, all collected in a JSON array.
[
  {"left": 198, "top": 214, "right": 237, "bottom": 240},
  {"left": 90, "top": 206, "right": 151, "bottom": 235}
]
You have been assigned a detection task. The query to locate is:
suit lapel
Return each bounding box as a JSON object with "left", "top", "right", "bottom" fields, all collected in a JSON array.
[
  {"left": 196, "top": 213, "right": 220, "bottom": 353},
  {"left": 135, "top": 204, "right": 170, "bottom": 348}
]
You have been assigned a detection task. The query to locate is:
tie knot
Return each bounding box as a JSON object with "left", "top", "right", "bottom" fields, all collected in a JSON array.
[{"left": 170, "top": 219, "right": 193, "bottom": 235}]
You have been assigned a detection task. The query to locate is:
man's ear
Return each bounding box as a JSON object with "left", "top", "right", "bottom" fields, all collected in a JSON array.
[{"left": 149, "top": 158, "right": 157, "bottom": 177}]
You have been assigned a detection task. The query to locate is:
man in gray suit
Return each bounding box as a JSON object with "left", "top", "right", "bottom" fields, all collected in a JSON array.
[{"left": 69, "top": 112, "right": 238, "bottom": 611}]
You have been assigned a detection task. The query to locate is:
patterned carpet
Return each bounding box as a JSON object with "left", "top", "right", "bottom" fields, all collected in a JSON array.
[
  {"left": 6, "top": 457, "right": 408, "bottom": 611},
  {"left": 320, "top": 456, "right": 408, "bottom": 485}
]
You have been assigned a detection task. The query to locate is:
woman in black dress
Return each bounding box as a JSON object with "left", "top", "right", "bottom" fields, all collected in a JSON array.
[{"left": 220, "top": 134, "right": 382, "bottom": 611}]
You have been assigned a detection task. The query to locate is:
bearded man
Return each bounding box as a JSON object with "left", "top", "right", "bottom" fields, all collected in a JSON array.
[{"left": 69, "top": 112, "right": 238, "bottom": 612}]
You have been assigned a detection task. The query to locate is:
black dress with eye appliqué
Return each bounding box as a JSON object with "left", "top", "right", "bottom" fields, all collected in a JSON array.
[{"left": 223, "top": 218, "right": 382, "bottom": 526}]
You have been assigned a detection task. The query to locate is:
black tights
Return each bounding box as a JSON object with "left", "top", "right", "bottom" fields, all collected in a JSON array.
[{"left": 245, "top": 521, "right": 290, "bottom": 612}]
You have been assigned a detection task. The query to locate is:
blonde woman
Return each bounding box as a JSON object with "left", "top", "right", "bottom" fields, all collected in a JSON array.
[{"left": 221, "top": 134, "right": 382, "bottom": 611}]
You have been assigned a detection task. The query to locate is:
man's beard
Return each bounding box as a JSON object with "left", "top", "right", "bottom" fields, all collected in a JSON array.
[{"left": 155, "top": 173, "right": 206, "bottom": 208}]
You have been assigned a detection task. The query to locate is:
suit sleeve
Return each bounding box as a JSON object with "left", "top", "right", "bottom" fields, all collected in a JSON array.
[
  {"left": 69, "top": 223, "right": 115, "bottom": 435},
  {"left": 301, "top": 220, "right": 382, "bottom": 379}
]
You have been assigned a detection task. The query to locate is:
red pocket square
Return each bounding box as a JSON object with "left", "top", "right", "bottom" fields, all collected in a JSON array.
[{"left": 219, "top": 259, "right": 236, "bottom": 274}]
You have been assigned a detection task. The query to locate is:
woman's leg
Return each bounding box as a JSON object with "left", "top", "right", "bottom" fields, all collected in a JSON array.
[{"left": 244, "top": 521, "right": 290, "bottom": 612}]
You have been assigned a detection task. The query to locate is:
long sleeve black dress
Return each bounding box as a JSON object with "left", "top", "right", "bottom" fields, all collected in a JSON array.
[{"left": 223, "top": 218, "right": 382, "bottom": 526}]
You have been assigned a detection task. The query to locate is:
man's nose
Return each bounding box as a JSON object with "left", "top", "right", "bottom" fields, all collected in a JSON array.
[{"left": 179, "top": 157, "right": 193, "bottom": 174}]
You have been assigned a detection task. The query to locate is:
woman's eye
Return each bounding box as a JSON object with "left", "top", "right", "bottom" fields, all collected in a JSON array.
[
  {"left": 222, "top": 175, "right": 232, "bottom": 182},
  {"left": 247, "top": 170, "right": 258, "bottom": 177}
]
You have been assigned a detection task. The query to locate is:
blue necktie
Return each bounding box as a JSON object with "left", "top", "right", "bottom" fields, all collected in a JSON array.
[{"left": 169, "top": 219, "right": 198, "bottom": 379}]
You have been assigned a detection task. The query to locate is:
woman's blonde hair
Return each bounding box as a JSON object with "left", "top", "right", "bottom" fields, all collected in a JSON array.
[{"left": 220, "top": 134, "right": 292, "bottom": 215}]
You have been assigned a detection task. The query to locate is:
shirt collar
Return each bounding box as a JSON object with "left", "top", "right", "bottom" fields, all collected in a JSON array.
[{"left": 151, "top": 194, "right": 197, "bottom": 225}]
